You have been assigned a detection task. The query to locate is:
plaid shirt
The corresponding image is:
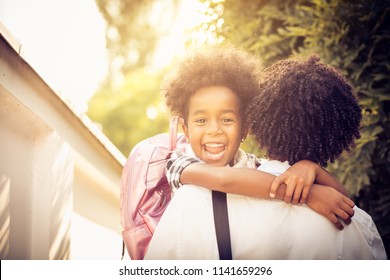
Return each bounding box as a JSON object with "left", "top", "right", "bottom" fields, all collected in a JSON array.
[{"left": 166, "top": 150, "right": 260, "bottom": 191}]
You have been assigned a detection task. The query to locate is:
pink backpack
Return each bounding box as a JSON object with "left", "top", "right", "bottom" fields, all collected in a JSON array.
[{"left": 120, "top": 117, "right": 188, "bottom": 259}]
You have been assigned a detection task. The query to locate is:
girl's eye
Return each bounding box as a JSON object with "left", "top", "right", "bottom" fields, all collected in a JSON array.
[
  {"left": 222, "top": 118, "right": 234, "bottom": 123},
  {"left": 195, "top": 118, "right": 206, "bottom": 123}
]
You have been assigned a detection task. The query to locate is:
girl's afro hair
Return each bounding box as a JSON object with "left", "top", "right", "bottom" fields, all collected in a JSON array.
[{"left": 162, "top": 44, "right": 262, "bottom": 122}]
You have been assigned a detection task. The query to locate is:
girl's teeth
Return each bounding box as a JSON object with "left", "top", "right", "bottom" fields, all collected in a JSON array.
[
  {"left": 204, "top": 143, "right": 225, "bottom": 160},
  {"left": 205, "top": 143, "right": 224, "bottom": 147},
  {"left": 206, "top": 151, "right": 225, "bottom": 160}
]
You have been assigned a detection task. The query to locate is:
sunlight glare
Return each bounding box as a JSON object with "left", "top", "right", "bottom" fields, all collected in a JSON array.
[
  {"left": 146, "top": 106, "right": 158, "bottom": 120},
  {"left": 152, "top": 0, "right": 206, "bottom": 69}
]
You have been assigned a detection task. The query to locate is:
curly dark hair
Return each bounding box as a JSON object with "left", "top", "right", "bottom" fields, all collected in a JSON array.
[
  {"left": 162, "top": 45, "right": 262, "bottom": 124},
  {"left": 248, "top": 55, "right": 362, "bottom": 167}
]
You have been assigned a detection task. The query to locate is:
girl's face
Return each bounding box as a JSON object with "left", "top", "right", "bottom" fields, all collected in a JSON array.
[{"left": 182, "top": 86, "right": 246, "bottom": 166}]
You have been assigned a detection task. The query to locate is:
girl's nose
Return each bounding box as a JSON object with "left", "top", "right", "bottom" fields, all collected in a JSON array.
[{"left": 207, "top": 121, "right": 222, "bottom": 135}]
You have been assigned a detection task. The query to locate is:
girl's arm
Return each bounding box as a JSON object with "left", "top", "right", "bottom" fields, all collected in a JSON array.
[
  {"left": 181, "top": 163, "right": 276, "bottom": 198},
  {"left": 315, "top": 166, "right": 348, "bottom": 195},
  {"left": 179, "top": 162, "right": 354, "bottom": 230},
  {"left": 272, "top": 160, "right": 349, "bottom": 205}
]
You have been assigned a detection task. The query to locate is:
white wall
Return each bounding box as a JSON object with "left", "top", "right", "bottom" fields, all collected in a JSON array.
[{"left": 0, "top": 23, "right": 126, "bottom": 260}]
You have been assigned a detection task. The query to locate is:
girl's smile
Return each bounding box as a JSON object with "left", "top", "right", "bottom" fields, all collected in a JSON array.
[{"left": 203, "top": 142, "right": 226, "bottom": 161}]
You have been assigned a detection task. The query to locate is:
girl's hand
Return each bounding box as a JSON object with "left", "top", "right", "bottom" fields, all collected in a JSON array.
[
  {"left": 306, "top": 185, "right": 355, "bottom": 230},
  {"left": 270, "top": 160, "right": 319, "bottom": 205}
]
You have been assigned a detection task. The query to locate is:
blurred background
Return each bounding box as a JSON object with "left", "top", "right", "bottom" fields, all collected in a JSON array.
[{"left": 1, "top": 0, "right": 389, "bottom": 258}]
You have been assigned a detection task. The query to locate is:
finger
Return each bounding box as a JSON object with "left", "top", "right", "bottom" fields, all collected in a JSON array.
[
  {"left": 284, "top": 184, "right": 295, "bottom": 204},
  {"left": 299, "top": 185, "right": 311, "bottom": 205},
  {"left": 291, "top": 186, "right": 302, "bottom": 205},
  {"left": 292, "top": 179, "right": 305, "bottom": 205},
  {"left": 270, "top": 175, "right": 285, "bottom": 198},
  {"left": 344, "top": 197, "right": 356, "bottom": 208},
  {"left": 284, "top": 176, "right": 297, "bottom": 203},
  {"left": 334, "top": 209, "right": 352, "bottom": 225},
  {"left": 341, "top": 201, "right": 355, "bottom": 218},
  {"left": 335, "top": 220, "right": 344, "bottom": 231},
  {"left": 328, "top": 214, "right": 344, "bottom": 230}
]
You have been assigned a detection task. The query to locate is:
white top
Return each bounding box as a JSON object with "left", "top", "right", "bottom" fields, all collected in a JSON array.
[{"left": 145, "top": 151, "right": 387, "bottom": 260}]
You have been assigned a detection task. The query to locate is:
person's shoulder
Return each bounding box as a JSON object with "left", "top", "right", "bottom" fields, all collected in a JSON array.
[{"left": 246, "top": 152, "right": 261, "bottom": 168}]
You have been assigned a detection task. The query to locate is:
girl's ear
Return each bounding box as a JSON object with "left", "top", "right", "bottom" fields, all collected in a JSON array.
[
  {"left": 241, "top": 125, "right": 249, "bottom": 143},
  {"left": 180, "top": 118, "right": 189, "bottom": 141}
]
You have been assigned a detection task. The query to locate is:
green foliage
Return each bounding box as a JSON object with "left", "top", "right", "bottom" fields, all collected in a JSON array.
[
  {"left": 91, "top": 0, "right": 182, "bottom": 157},
  {"left": 95, "top": 0, "right": 179, "bottom": 74},
  {"left": 87, "top": 68, "right": 170, "bottom": 157}
]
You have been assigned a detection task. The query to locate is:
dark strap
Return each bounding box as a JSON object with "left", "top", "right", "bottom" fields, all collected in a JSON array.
[
  {"left": 212, "top": 190, "right": 232, "bottom": 260},
  {"left": 121, "top": 241, "right": 125, "bottom": 260}
]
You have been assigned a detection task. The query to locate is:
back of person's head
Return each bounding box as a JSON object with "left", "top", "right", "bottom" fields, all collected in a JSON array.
[
  {"left": 248, "top": 55, "right": 362, "bottom": 167},
  {"left": 162, "top": 44, "right": 262, "bottom": 124}
]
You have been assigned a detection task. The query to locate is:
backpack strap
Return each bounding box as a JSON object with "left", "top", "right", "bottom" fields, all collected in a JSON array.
[
  {"left": 121, "top": 241, "right": 125, "bottom": 260},
  {"left": 212, "top": 190, "right": 232, "bottom": 260}
]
